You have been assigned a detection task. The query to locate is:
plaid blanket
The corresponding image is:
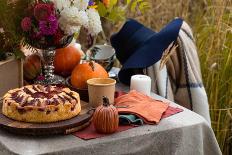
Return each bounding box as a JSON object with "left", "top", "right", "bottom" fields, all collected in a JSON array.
[{"left": 144, "top": 21, "right": 211, "bottom": 124}]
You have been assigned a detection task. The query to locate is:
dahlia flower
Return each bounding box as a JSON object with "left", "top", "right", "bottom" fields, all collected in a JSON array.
[
  {"left": 39, "top": 15, "right": 58, "bottom": 35},
  {"left": 34, "top": 3, "right": 53, "bottom": 21},
  {"left": 21, "top": 17, "right": 32, "bottom": 32}
]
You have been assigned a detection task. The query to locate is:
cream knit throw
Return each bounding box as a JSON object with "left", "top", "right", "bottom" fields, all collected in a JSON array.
[{"left": 144, "top": 21, "right": 211, "bottom": 124}]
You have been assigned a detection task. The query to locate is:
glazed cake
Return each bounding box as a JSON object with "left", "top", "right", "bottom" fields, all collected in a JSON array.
[{"left": 2, "top": 85, "right": 81, "bottom": 123}]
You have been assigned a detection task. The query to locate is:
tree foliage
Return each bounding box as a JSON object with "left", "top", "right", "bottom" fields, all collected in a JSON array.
[
  {"left": 97, "top": 0, "right": 150, "bottom": 23},
  {"left": 0, "top": 0, "right": 32, "bottom": 60}
]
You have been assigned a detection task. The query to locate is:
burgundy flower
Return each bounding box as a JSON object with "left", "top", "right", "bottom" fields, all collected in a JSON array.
[
  {"left": 54, "top": 28, "right": 64, "bottom": 45},
  {"left": 39, "top": 15, "right": 58, "bottom": 36},
  {"left": 34, "top": 3, "right": 52, "bottom": 21},
  {"left": 21, "top": 17, "right": 32, "bottom": 32}
]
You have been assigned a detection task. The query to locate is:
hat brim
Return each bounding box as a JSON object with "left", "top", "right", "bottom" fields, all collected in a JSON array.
[{"left": 118, "top": 18, "right": 183, "bottom": 85}]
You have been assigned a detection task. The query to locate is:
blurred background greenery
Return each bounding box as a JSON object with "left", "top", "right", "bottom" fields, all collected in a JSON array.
[{"left": 119, "top": 0, "right": 231, "bottom": 154}]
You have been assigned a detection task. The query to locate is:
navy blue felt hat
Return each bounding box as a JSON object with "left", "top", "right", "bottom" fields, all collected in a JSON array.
[{"left": 110, "top": 18, "right": 183, "bottom": 85}]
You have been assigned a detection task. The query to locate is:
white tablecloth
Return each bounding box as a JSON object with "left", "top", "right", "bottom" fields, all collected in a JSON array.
[{"left": 0, "top": 84, "right": 221, "bottom": 155}]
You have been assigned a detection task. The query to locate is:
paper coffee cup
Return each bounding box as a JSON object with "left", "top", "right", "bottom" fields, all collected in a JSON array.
[{"left": 87, "top": 78, "right": 116, "bottom": 108}]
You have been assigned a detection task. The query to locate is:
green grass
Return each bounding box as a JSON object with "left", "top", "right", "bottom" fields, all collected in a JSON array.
[
  {"left": 192, "top": 1, "right": 232, "bottom": 154},
  {"left": 123, "top": 0, "right": 232, "bottom": 154}
]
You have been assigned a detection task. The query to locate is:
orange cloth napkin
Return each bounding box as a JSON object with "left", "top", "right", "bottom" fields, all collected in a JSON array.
[{"left": 115, "top": 90, "right": 169, "bottom": 124}]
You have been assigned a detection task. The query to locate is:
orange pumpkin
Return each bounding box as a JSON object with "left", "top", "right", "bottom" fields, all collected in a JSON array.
[
  {"left": 71, "top": 61, "right": 108, "bottom": 89},
  {"left": 93, "top": 96, "right": 119, "bottom": 134},
  {"left": 23, "top": 54, "right": 42, "bottom": 80},
  {"left": 54, "top": 44, "right": 82, "bottom": 77}
]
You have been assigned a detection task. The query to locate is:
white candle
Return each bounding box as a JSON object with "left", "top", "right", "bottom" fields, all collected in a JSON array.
[{"left": 130, "top": 75, "right": 151, "bottom": 96}]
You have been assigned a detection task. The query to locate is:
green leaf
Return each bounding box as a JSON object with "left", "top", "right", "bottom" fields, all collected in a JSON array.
[
  {"left": 98, "top": 2, "right": 107, "bottom": 17},
  {"left": 109, "top": 0, "right": 118, "bottom": 11},
  {"left": 14, "top": 50, "right": 25, "bottom": 59},
  {"left": 130, "top": 0, "right": 137, "bottom": 12},
  {"left": 130, "top": 0, "right": 150, "bottom": 13},
  {"left": 138, "top": 2, "right": 150, "bottom": 13},
  {"left": 110, "top": 0, "right": 118, "bottom": 5},
  {"left": 126, "top": 0, "right": 132, "bottom": 5},
  {"left": 107, "top": 7, "right": 126, "bottom": 22}
]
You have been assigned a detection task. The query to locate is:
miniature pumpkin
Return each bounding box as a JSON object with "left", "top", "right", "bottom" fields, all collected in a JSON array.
[
  {"left": 23, "top": 54, "right": 42, "bottom": 80},
  {"left": 93, "top": 96, "right": 119, "bottom": 134},
  {"left": 71, "top": 61, "right": 108, "bottom": 89},
  {"left": 54, "top": 44, "right": 82, "bottom": 77}
]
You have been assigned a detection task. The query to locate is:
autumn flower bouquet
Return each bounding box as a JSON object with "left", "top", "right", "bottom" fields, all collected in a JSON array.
[{"left": 21, "top": 0, "right": 103, "bottom": 49}]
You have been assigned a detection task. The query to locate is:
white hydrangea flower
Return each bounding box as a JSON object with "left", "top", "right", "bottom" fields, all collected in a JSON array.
[
  {"left": 59, "top": 7, "right": 89, "bottom": 34},
  {"left": 86, "top": 8, "right": 102, "bottom": 36},
  {"left": 59, "top": 18, "right": 81, "bottom": 35},
  {"left": 60, "top": 24, "right": 81, "bottom": 35},
  {"left": 72, "top": 0, "right": 89, "bottom": 10},
  {"left": 50, "top": 0, "right": 71, "bottom": 12}
]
